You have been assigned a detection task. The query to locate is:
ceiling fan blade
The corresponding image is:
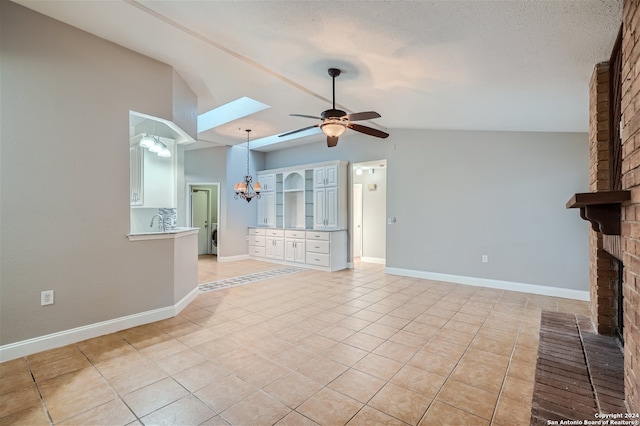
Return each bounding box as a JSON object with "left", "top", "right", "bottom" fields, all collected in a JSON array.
[
  {"left": 348, "top": 123, "right": 389, "bottom": 139},
  {"left": 327, "top": 136, "right": 339, "bottom": 147},
  {"left": 290, "top": 114, "right": 322, "bottom": 120},
  {"left": 278, "top": 124, "right": 319, "bottom": 137},
  {"left": 346, "top": 111, "right": 381, "bottom": 121}
]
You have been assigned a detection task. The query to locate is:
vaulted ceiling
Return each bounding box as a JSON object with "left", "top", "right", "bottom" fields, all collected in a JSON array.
[{"left": 16, "top": 0, "right": 623, "bottom": 151}]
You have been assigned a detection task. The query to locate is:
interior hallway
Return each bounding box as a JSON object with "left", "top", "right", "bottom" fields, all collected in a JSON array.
[{"left": 0, "top": 257, "right": 591, "bottom": 425}]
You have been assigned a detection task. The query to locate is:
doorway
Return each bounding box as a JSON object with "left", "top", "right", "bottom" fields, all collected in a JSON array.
[
  {"left": 188, "top": 183, "right": 220, "bottom": 256},
  {"left": 351, "top": 160, "right": 387, "bottom": 264},
  {"left": 353, "top": 183, "right": 363, "bottom": 259}
]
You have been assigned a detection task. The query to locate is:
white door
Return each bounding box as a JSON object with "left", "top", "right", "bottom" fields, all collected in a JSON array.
[
  {"left": 191, "top": 188, "right": 210, "bottom": 255},
  {"left": 353, "top": 183, "right": 363, "bottom": 259}
]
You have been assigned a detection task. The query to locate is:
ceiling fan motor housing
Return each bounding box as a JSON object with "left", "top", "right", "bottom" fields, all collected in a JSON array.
[{"left": 321, "top": 109, "right": 347, "bottom": 119}]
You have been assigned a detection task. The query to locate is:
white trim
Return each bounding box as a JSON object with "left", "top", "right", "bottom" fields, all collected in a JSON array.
[
  {"left": 217, "top": 254, "right": 250, "bottom": 262},
  {"left": 362, "top": 257, "right": 386, "bottom": 265},
  {"left": 0, "top": 285, "right": 199, "bottom": 362},
  {"left": 385, "top": 267, "right": 590, "bottom": 301},
  {"left": 176, "top": 286, "right": 200, "bottom": 312}
]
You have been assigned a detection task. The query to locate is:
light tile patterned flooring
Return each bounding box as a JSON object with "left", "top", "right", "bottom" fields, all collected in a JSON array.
[{"left": 0, "top": 256, "right": 591, "bottom": 425}]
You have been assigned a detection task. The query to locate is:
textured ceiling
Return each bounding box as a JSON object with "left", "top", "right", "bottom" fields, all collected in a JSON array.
[{"left": 16, "top": 0, "right": 623, "bottom": 151}]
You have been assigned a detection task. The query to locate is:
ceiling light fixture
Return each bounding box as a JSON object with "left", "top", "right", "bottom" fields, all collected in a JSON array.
[
  {"left": 139, "top": 133, "right": 155, "bottom": 148},
  {"left": 234, "top": 129, "right": 261, "bottom": 203},
  {"left": 148, "top": 139, "right": 163, "bottom": 153},
  {"left": 140, "top": 134, "right": 171, "bottom": 157}
]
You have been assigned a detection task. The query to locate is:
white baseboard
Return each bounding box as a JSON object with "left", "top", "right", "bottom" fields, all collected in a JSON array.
[
  {"left": 0, "top": 285, "right": 199, "bottom": 363},
  {"left": 217, "top": 254, "right": 250, "bottom": 262},
  {"left": 385, "top": 267, "right": 590, "bottom": 301},
  {"left": 176, "top": 286, "right": 200, "bottom": 312},
  {"left": 362, "top": 257, "right": 386, "bottom": 265}
]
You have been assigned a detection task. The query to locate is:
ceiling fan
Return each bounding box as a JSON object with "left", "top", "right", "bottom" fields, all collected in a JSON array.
[{"left": 279, "top": 68, "right": 389, "bottom": 147}]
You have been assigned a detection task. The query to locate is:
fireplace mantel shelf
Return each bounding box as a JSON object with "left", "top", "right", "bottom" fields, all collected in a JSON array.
[{"left": 566, "top": 191, "right": 631, "bottom": 235}]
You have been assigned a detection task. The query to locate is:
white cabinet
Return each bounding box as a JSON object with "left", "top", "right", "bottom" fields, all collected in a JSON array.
[
  {"left": 305, "top": 230, "right": 347, "bottom": 271},
  {"left": 265, "top": 229, "right": 284, "bottom": 260},
  {"left": 256, "top": 173, "right": 283, "bottom": 228},
  {"left": 312, "top": 163, "right": 345, "bottom": 230},
  {"left": 314, "top": 164, "right": 338, "bottom": 188},
  {"left": 258, "top": 173, "right": 276, "bottom": 192},
  {"left": 250, "top": 160, "right": 347, "bottom": 270},
  {"left": 266, "top": 237, "right": 284, "bottom": 259},
  {"left": 249, "top": 228, "right": 346, "bottom": 271},
  {"left": 257, "top": 192, "right": 276, "bottom": 227},
  {"left": 248, "top": 228, "right": 266, "bottom": 257},
  {"left": 285, "top": 230, "right": 306, "bottom": 263},
  {"left": 314, "top": 186, "right": 339, "bottom": 229}
]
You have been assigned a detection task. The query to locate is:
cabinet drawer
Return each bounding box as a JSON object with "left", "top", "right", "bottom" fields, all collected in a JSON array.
[
  {"left": 306, "top": 240, "right": 330, "bottom": 254},
  {"left": 249, "top": 246, "right": 266, "bottom": 257},
  {"left": 249, "top": 228, "right": 266, "bottom": 236},
  {"left": 306, "top": 253, "right": 330, "bottom": 267},
  {"left": 249, "top": 236, "right": 265, "bottom": 246},
  {"left": 306, "top": 231, "right": 330, "bottom": 241},
  {"left": 266, "top": 229, "right": 284, "bottom": 237},
  {"left": 285, "top": 230, "right": 306, "bottom": 238}
]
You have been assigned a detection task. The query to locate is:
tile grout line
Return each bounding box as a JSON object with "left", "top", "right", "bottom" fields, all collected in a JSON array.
[{"left": 24, "top": 357, "right": 54, "bottom": 426}]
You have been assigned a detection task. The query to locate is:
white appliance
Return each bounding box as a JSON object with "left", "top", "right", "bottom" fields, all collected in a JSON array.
[{"left": 211, "top": 223, "right": 218, "bottom": 255}]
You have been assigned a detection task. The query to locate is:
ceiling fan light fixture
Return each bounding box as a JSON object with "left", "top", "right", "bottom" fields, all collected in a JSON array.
[{"left": 321, "top": 119, "right": 347, "bottom": 137}]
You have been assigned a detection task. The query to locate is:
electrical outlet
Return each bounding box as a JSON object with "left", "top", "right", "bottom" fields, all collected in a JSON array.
[
  {"left": 41, "top": 290, "right": 54, "bottom": 306},
  {"left": 482, "top": 255, "right": 489, "bottom": 263}
]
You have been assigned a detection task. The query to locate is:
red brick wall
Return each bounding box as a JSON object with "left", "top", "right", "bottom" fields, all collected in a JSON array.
[
  {"left": 621, "top": 0, "right": 640, "bottom": 413},
  {"left": 589, "top": 63, "right": 620, "bottom": 335}
]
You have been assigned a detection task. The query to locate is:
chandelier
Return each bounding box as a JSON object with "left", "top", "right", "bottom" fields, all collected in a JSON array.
[{"left": 234, "top": 129, "right": 261, "bottom": 202}]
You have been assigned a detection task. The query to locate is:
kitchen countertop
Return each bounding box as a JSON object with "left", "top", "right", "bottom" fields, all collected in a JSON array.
[{"left": 127, "top": 227, "right": 199, "bottom": 241}]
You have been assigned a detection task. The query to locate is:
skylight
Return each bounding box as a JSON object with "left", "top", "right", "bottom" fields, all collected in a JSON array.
[
  {"left": 197, "top": 97, "right": 270, "bottom": 133},
  {"left": 248, "top": 127, "right": 323, "bottom": 150}
]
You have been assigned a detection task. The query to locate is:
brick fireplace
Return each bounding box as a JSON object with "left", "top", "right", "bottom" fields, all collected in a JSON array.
[{"left": 584, "top": 0, "right": 639, "bottom": 412}]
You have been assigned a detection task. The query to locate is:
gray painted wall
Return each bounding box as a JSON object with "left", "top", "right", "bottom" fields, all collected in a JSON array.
[
  {"left": 184, "top": 145, "right": 265, "bottom": 258},
  {"left": 0, "top": 2, "right": 196, "bottom": 345},
  {"left": 265, "top": 129, "right": 590, "bottom": 291}
]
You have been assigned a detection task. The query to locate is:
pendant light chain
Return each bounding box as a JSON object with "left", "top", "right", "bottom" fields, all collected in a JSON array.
[{"left": 233, "top": 129, "right": 261, "bottom": 202}]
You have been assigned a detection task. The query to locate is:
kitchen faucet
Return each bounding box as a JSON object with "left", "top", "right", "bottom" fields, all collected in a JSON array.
[{"left": 150, "top": 214, "right": 165, "bottom": 232}]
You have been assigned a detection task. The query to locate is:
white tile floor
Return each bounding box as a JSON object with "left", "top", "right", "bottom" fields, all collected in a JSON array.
[{"left": 0, "top": 256, "right": 591, "bottom": 425}]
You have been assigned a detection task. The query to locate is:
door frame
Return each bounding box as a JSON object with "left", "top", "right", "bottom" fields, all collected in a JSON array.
[
  {"left": 352, "top": 183, "right": 363, "bottom": 259},
  {"left": 186, "top": 182, "right": 220, "bottom": 255},
  {"left": 350, "top": 160, "right": 387, "bottom": 266},
  {"left": 191, "top": 187, "right": 211, "bottom": 255}
]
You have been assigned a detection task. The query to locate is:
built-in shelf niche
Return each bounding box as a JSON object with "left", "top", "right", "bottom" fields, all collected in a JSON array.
[{"left": 283, "top": 171, "right": 313, "bottom": 229}]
